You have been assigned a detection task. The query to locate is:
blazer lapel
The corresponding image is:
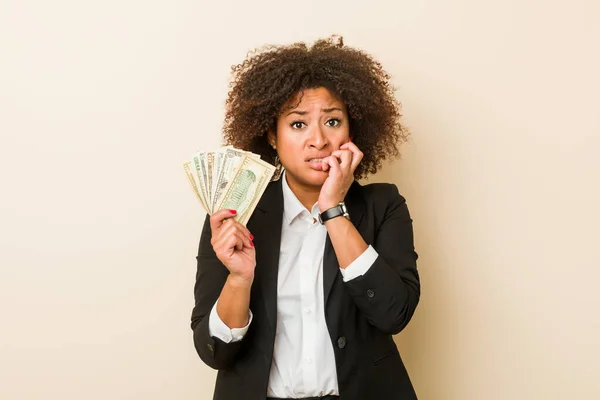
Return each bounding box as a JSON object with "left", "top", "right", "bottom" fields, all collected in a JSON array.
[
  {"left": 248, "top": 178, "right": 284, "bottom": 334},
  {"left": 323, "top": 181, "right": 366, "bottom": 305}
]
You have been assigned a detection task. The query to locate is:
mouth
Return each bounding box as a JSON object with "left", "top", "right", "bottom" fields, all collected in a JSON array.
[
  {"left": 305, "top": 156, "right": 329, "bottom": 171},
  {"left": 305, "top": 154, "right": 330, "bottom": 163}
]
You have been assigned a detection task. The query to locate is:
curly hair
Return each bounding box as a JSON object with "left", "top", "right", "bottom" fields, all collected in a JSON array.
[{"left": 222, "top": 35, "right": 409, "bottom": 179}]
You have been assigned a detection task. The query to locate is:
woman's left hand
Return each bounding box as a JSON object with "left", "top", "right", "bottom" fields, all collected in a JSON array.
[{"left": 318, "top": 141, "right": 364, "bottom": 211}]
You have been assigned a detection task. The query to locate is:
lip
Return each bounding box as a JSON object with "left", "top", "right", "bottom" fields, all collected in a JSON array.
[
  {"left": 307, "top": 161, "right": 326, "bottom": 171},
  {"left": 305, "top": 154, "right": 330, "bottom": 171},
  {"left": 304, "top": 154, "right": 330, "bottom": 162}
]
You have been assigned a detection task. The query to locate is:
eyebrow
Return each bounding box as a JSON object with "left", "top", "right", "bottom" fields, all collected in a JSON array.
[{"left": 285, "top": 107, "right": 344, "bottom": 116}]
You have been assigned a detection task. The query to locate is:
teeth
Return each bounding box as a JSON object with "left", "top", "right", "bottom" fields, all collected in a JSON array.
[{"left": 309, "top": 158, "right": 323, "bottom": 162}]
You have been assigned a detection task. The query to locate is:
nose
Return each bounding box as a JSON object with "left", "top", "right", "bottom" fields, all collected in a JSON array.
[{"left": 308, "top": 125, "right": 328, "bottom": 149}]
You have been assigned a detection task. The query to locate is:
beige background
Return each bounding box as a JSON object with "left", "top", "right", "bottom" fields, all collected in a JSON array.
[{"left": 1, "top": 0, "right": 599, "bottom": 399}]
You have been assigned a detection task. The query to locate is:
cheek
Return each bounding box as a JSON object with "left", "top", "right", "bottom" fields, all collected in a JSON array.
[
  {"left": 330, "top": 131, "right": 351, "bottom": 147},
  {"left": 276, "top": 135, "right": 303, "bottom": 163},
  {"left": 277, "top": 130, "right": 304, "bottom": 149}
]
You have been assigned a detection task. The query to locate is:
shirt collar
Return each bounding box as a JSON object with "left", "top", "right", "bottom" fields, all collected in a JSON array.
[{"left": 281, "top": 171, "right": 320, "bottom": 225}]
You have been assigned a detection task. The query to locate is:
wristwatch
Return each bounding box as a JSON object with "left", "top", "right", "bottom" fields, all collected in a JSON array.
[{"left": 318, "top": 202, "right": 350, "bottom": 224}]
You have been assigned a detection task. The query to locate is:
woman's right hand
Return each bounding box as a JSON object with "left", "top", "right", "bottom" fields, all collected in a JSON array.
[{"left": 210, "top": 209, "right": 256, "bottom": 284}]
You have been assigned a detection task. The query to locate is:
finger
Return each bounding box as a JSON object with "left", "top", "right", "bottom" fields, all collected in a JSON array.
[
  {"left": 331, "top": 150, "right": 353, "bottom": 171},
  {"left": 234, "top": 236, "right": 244, "bottom": 251},
  {"left": 210, "top": 209, "right": 238, "bottom": 232},
  {"left": 339, "top": 142, "right": 363, "bottom": 172},
  {"left": 340, "top": 140, "right": 359, "bottom": 152},
  {"left": 323, "top": 155, "right": 342, "bottom": 177},
  {"left": 216, "top": 222, "right": 243, "bottom": 246},
  {"left": 340, "top": 141, "right": 362, "bottom": 155},
  {"left": 219, "top": 218, "right": 253, "bottom": 243},
  {"left": 222, "top": 232, "right": 246, "bottom": 254},
  {"left": 216, "top": 223, "right": 253, "bottom": 250},
  {"left": 322, "top": 155, "right": 339, "bottom": 169},
  {"left": 230, "top": 230, "right": 253, "bottom": 250},
  {"left": 228, "top": 219, "right": 254, "bottom": 242}
]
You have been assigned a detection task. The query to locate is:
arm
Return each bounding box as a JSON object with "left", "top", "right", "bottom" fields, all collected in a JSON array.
[
  {"left": 324, "top": 213, "right": 368, "bottom": 269},
  {"left": 319, "top": 143, "right": 420, "bottom": 335},
  {"left": 191, "top": 210, "right": 255, "bottom": 369},
  {"left": 340, "top": 185, "right": 420, "bottom": 335}
]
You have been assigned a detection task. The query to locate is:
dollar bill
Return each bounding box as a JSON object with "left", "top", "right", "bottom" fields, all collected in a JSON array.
[
  {"left": 211, "top": 148, "right": 246, "bottom": 212},
  {"left": 223, "top": 145, "right": 261, "bottom": 160},
  {"left": 199, "top": 153, "right": 213, "bottom": 211},
  {"left": 192, "top": 154, "right": 211, "bottom": 213},
  {"left": 184, "top": 146, "right": 274, "bottom": 221},
  {"left": 211, "top": 150, "right": 224, "bottom": 202},
  {"left": 206, "top": 151, "right": 215, "bottom": 207},
  {"left": 216, "top": 155, "right": 275, "bottom": 226},
  {"left": 183, "top": 161, "right": 210, "bottom": 214}
]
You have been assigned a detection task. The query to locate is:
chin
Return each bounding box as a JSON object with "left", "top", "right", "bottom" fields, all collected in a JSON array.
[
  {"left": 286, "top": 168, "right": 328, "bottom": 188},
  {"left": 303, "top": 170, "right": 328, "bottom": 187}
]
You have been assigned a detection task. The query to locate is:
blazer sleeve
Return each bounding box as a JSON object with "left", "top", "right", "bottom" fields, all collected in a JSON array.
[
  {"left": 343, "top": 184, "right": 420, "bottom": 335},
  {"left": 190, "top": 215, "right": 245, "bottom": 370}
]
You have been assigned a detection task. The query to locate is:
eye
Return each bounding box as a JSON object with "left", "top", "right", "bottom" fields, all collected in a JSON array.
[
  {"left": 290, "top": 121, "right": 306, "bottom": 129},
  {"left": 326, "top": 118, "right": 341, "bottom": 127}
]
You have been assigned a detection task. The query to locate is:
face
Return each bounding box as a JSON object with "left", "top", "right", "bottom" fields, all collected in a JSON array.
[{"left": 269, "top": 87, "right": 351, "bottom": 190}]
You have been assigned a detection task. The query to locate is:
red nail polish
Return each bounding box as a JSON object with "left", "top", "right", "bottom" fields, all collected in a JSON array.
[
  {"left": 230, "top": 210, "right": 237, "bottom": 215},
  {"left": 250, "top": 241, "right": 254, "bottom": 247},
  {"left": 249, "top": 234, "right": 254, "bottom": 240},
  {"left": 349, "top": 137, "right": 353, "bottom": 143}
]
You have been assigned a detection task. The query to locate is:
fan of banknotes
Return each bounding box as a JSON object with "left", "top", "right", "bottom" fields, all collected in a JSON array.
[{"left": 183, "top": 147, "right": 276, "bottom": 226}]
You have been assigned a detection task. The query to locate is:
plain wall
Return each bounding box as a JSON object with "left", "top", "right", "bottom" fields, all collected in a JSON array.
[{"left": 1, "top": 0, "right": 599, "bottom": 399}]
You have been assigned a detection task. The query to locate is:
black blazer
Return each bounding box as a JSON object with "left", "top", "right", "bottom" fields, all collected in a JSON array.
[{"left": 191, "top": 178, "right": 420, "bottom": 400}]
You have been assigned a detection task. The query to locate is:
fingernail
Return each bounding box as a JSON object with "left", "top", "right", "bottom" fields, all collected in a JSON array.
[
  {"left": 230, "top": 210, "right": 237, "bottom": 215},
  {"left": 249, "top": 234, "right": 254, "bottom": 240},
  {"left": 349, "top": 137, "right": 353, "bottom": 142},
  {"left": 250, "top": 241, "right": 254, "bottom": 247}
]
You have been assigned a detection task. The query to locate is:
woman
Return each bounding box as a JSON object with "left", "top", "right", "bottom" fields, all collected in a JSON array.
[{"left": 191, "top": 36, "right": 420, "bottom": 400}]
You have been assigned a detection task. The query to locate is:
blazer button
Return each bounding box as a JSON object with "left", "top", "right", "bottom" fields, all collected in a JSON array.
[
  {"left": 207, "top": 343, "right": 214, "bottom": 352},
  {"left": 337, "top": 336, "right": 347, "bottom": 349},
  {"left": 367, "top": 289, "right": 375, "bottom": 298}
]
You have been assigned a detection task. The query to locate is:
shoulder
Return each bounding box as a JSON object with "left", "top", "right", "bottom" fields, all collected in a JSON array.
[{"left": 351, "top": 181, "right": 406, "bottom": 206}]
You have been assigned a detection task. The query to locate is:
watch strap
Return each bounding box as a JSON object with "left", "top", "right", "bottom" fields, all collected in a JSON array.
[{"left": 318, "top": 202, "right": 350, "bottom": 224}]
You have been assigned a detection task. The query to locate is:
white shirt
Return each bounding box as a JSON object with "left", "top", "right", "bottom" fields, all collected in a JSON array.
[{"left": 209, "top": 172, "right": 378, "bottom": 398}]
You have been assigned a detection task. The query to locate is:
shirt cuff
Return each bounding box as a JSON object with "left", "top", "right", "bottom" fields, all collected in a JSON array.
[
  {"left": 208, "top": 300, "right": 253, "bottom": 343},
  {"left": 340, "top": 245, "right": 379, "bottom": 282}
]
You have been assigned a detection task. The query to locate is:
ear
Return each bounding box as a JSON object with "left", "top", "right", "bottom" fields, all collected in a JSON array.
[{"left": 267, "top": 130, "right": 277, "bottom": 149}]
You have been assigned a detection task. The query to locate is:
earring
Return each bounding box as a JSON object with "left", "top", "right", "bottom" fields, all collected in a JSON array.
[{"left": 273, "top": 153, "right": 283, "bottom": 181}]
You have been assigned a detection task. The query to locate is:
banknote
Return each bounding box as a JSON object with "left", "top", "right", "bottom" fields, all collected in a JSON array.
[
  {"left": 192, "top": 155, "right": 210, "bottom": 213},
  {"left": 211, "top": 148, "right": 245, "bottom": 212},
  {"left": 185, "top": 147, "right": 275, "bottom": 224},
  {"left": 183, "top": 161, "right": 209, "bottom": 214},
  {"left": 216, "top": 155, "right": 276, "bottom": 225},
  {"left": 206, "top": 151, "right": 215, "bottom": 208},
  {"left": 211, "top": 150, "right": 224, "bottom": 203},
  {"left": 224, "top": 145, "right": 261, "bottom": 160},
  {"left": 200, "top": 153, "right": 213, "bottom": 210}
]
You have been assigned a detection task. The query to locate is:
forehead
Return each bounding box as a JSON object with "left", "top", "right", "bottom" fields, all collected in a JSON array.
[{"left": 283, "top": 87, "right": 346, "bottom": 111}]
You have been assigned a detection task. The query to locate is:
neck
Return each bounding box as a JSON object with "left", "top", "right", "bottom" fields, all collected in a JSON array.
[{"left": 284, "top": 174, "right": 321, "bottom": 211}]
